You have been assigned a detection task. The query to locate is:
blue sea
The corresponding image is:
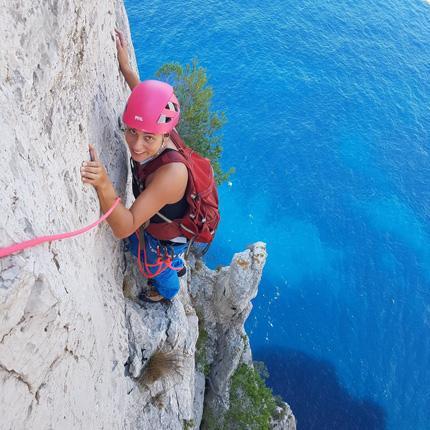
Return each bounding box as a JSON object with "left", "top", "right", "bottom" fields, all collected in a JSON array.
[{"left": 124, "top": 1, "right": 430, "bottom": 428}]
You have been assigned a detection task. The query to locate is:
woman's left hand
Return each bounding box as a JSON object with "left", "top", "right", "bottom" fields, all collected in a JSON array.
[
  {"left": 80, "top": 145, "right": 110, "bottom": 191},
  {"left": 115, "top": 29, "right": 130, "bottom": 73},
  {"left": 114, "top": 28, "right": 139, "bottom": 90}
]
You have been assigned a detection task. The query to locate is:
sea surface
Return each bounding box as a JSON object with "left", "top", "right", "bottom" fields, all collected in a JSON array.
[{"left": 124, "top": 1, "right": 430, "bottom": 429}]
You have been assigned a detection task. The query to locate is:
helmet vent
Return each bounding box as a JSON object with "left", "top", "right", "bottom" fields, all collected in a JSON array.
[
  {"left": 157, "top": 115, "right": 171, "bottom": 124},
  {"left": 167, "top": 101, "right": 179, "bottom": 112},
  {"left": 157, "top": 101, "right": 179, "bottom": 124}
]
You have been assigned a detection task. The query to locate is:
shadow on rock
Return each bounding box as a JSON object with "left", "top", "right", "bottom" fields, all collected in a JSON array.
[{"left": 254, "top": 347, "right": 386, "bottom": 430}]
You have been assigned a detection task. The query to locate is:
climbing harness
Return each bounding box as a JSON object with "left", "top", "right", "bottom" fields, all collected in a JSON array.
[
  {"left": 135, "top": 228, "right": 183, "bottom": 279},
  {"left": 0, "top": 197, "right": 121, "bottom": 258}
]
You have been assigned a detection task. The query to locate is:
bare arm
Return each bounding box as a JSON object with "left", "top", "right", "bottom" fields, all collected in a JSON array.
[
  {"left": 81, "top": 145, "right": 188, "bottom": 239},
  {"left": 115, "top": 29, "right": 140, "bottom": 90}
]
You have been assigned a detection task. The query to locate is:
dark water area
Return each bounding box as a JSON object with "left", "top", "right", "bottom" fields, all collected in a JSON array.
[{"left": 255, "top": 347, "right": 386, "bottom": 430}]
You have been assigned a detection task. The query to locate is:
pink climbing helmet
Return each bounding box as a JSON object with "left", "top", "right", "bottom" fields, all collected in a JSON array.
[{"left": 123, "top": 80, "right": 180, "bottom": 134}]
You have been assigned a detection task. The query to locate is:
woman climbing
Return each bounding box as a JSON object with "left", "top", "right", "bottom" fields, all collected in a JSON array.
[{"left": 80, "top": 30, "right": 189, "bottom": 303}]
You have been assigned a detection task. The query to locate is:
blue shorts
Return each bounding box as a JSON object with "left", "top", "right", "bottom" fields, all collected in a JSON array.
[{"left": 125, "top": 231, "right": 187, "bottom": 300}]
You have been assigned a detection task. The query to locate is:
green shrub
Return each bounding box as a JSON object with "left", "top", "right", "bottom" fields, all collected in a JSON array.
[
  {"left": 253, "top": 360, "right": 269, "bottom": 380},
  {"left": 195, "top": 315, "right": 210, "bottom": 376},
  {"left": 224, "top": 363, "right": 277, "bottom": 430},
  {"left": 183, "top": 419, "right": 195, "bottom": 430},
  {"left": 156, "top": 59, "right": 234, "bottom": 185},
  {"left": 201, "top": 407, "right": 221, "bottom": 430}
]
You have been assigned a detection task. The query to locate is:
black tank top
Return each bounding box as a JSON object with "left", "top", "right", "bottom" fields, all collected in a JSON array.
[{"left": 131, "top": 149, "right": 188, "bottom": 223}]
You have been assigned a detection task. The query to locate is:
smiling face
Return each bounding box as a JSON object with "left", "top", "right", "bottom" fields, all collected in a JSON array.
[{"left": 124, "top": 127, "right": 164, "bottom": 162}]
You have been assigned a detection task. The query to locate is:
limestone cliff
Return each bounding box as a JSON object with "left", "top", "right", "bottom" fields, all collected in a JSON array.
[{"left": 0, "top": 1, "right": 295, "bottom": 429}]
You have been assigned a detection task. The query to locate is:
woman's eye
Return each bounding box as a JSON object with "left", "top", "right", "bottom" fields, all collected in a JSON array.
[
  {"left": 128, "top": 129, "right": 137, "bottom": 135},
  {"left": 145, "top": 136, "right": 154, "bottom": 143}
]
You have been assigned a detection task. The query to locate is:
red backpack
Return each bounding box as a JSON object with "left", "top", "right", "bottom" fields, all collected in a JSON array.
[{"left": 131, "top": 129, "right": 220, "bottom": 245}]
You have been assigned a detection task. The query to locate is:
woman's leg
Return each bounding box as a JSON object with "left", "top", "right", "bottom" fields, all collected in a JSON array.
[{"left": 151, "top": 249, "right": 186, "bottom": 299}]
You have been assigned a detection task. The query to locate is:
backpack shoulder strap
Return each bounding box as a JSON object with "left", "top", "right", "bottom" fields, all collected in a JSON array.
[
  {"left": 142, "top": 148, "right": 188, "bottom": 177},
  {"left": 170, "top": 129, "right": 186, "bottom": 151}
]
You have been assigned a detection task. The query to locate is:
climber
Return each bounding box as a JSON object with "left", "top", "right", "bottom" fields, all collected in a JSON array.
[{"left": 80, "top": 30, "right": 189, "bottom": 303}]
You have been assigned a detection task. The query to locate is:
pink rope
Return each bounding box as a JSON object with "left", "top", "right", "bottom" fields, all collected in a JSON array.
[{"left": 0, "top": 197, "right": 121, "bottom": 258}]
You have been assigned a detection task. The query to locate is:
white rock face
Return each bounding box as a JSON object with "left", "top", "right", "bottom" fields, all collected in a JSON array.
[
  {"left": 1, "top": 1, "right": 132, "bottom": 429},
  {"left": 0, "top": 2, "right": 295, "bottom": 430}
]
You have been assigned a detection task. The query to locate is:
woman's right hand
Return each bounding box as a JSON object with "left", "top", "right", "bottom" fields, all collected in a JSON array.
[{"left": 81, "top": 145, "right": 111, "bottom": 191}]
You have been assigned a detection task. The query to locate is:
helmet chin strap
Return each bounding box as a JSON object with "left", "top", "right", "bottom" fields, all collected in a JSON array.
[{"left": 138, "top": 135, "right": 166, "bottom": 166}]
